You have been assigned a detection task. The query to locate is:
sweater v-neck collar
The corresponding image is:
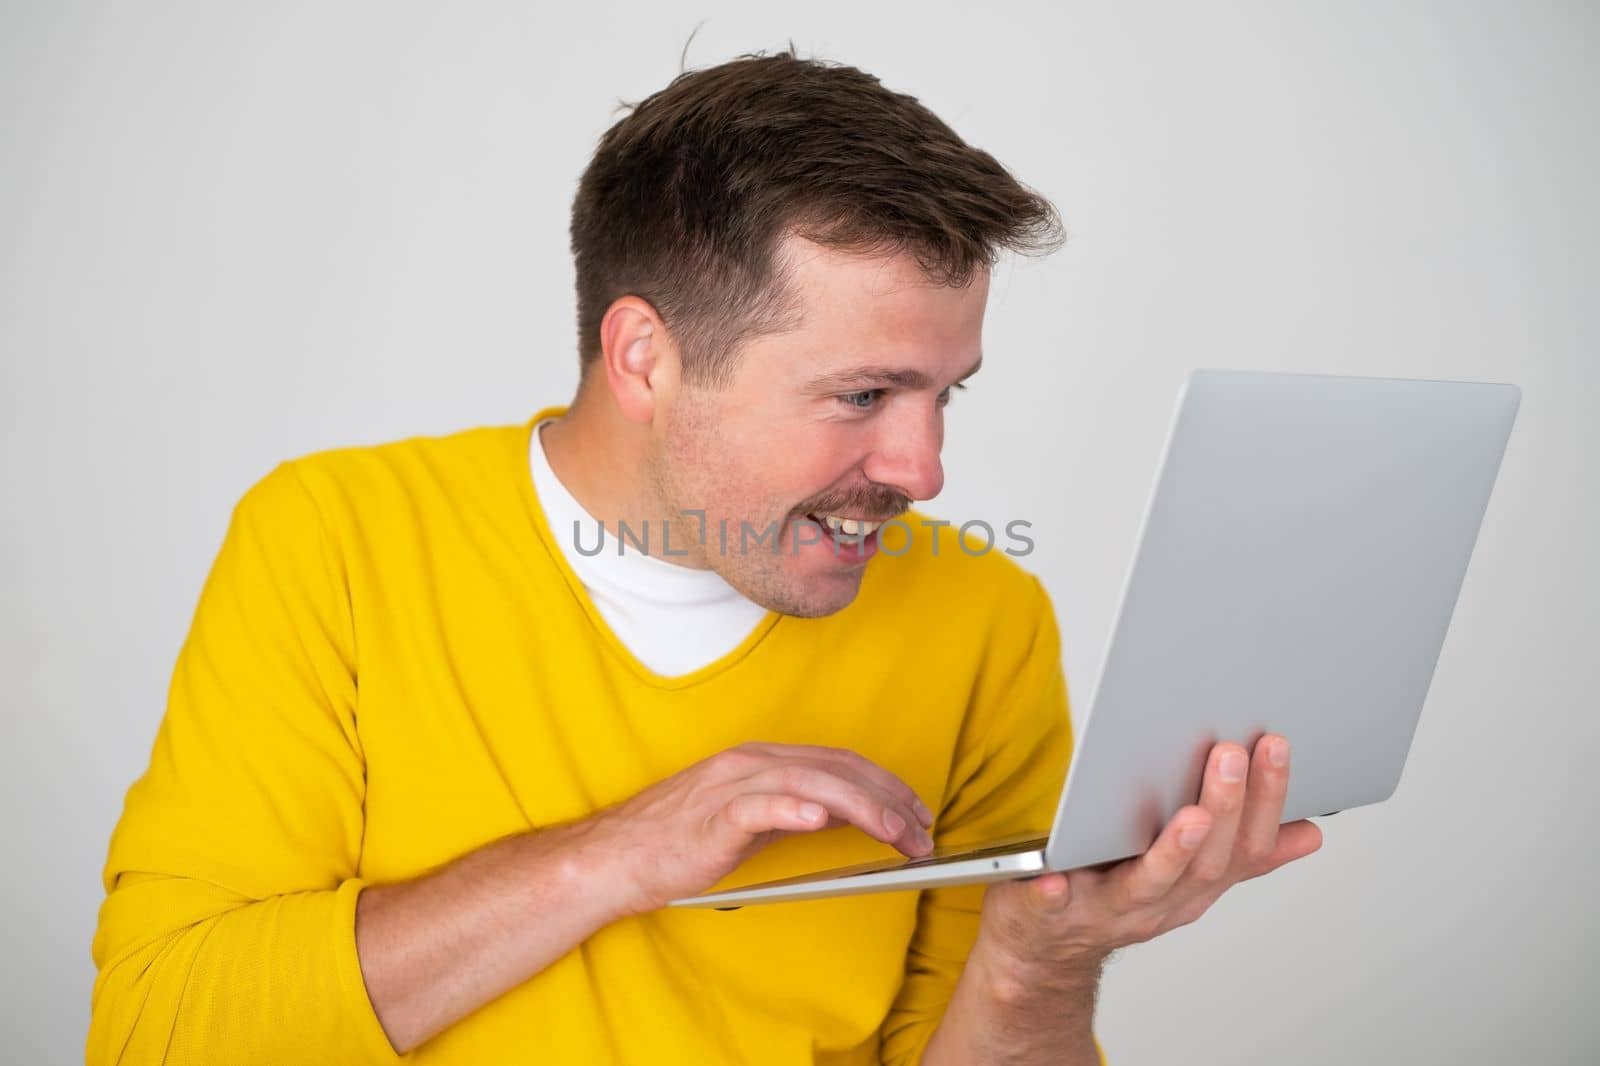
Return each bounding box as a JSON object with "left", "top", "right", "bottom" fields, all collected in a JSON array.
[{"left": 510, "top": 406, "right": 786, "bottom": 691}]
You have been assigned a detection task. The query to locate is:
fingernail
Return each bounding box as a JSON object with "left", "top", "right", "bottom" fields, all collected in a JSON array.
[
  {"left": 1220, "top": 751, "right": 1247, "bottom": 783},
  {"left": 799, "top": 802, "right": 825, "bottom": 823},
  {"left": 883, "top": 809, "right": 906, "bottom": 837},
  {"left": 1222, "top": 745, "right": 1248, "bottom": 781},
  {"left": 914, "top": 798, "right": 934, "bottom": 827},
  {"left": 1269, "top": 739, "right": 1289, "bottom": 768},
  {"left": 919, "top": 828, "right": 935, "bottom": 851},
  {"left": 1179, "top": 824, "right": 1209, "bottom": 848}
]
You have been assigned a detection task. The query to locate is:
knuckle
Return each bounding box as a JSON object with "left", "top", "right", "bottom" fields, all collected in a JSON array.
[
  {"left": 836, "top": 751, "right": 877, "bottom": 779},
  {"left": 1241, "top": 837, "right": 1276, "bottom": 869},
  {"left": 710, "top": 747, "right": 755, "bottom": 774},
  {"left": 849, "top": 787, "right": 883, "bottom": 820},
  {"left": 773, "top": 765, "right": 812, "bottom": 794},
  {"left": 717, "top": 797, "right": 754, "bottom": 831},
  {"left": 1189, "top": 855, "right": 1229, "bottom": 884}
]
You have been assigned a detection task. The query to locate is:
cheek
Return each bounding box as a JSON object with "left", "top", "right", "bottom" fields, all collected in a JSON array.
[
  {"left": 671, "top": 403, "right": 863, "bottom": 515},
  {"left": 664, "top": 432, "right": 784, "bottom": 517},
  {"left": 720, "top": 446, "right": 812, "bottom": 515},
  {"left": 769, "top": 435, "right": 862, "bottom": 509}
]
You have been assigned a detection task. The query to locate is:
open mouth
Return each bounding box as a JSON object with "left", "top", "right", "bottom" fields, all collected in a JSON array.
[{"left": 802, "top": 512, "right": 886, "bottom": 539}]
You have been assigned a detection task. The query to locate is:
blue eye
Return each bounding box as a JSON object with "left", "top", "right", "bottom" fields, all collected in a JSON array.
[{"left": 837, "top": 384, "right": 967, "bottom": 412}]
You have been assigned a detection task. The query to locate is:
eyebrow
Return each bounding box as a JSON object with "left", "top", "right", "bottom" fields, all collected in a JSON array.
[{"left": 804, "top": 355, "right": 984, "bottom": 393}]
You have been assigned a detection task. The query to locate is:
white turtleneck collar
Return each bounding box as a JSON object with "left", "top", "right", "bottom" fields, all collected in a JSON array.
[{"left": 528, "top": 418, "right": 769, "bottom": 677}]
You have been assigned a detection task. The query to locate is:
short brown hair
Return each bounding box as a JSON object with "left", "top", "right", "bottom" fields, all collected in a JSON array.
[{"left": 569, "top": 47, "right": 1065, "bottom": 387}]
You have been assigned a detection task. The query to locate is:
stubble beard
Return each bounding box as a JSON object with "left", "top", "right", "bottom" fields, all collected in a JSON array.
[{"left": 646, "top": 432, "right": 862, "bottom": 620}]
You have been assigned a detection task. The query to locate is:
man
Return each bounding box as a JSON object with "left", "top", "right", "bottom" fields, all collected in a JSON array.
[{"left": 88, "top": 50, "right": 1321, "bottom": 1064}]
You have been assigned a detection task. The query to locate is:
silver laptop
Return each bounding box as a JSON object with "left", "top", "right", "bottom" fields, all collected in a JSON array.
[{"left": 671, "top": 369, "right": 1521, "bottom": 909}]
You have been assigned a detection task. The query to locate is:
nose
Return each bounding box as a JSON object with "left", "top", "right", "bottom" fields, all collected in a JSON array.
[{"left": 861, "top": 403, "right": 945, "bottom": 503}]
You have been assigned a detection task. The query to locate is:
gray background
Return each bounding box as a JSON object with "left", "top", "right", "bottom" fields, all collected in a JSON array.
[{"left": 3, "top": 2, "right": 1594, "bottom": 1063}]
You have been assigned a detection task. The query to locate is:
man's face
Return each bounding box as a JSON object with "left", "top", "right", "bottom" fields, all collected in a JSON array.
[{"left": 647, "top": 234, "right": 989, "bottom": 618}]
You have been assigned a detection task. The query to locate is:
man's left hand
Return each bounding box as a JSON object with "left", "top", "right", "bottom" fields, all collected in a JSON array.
[{"left": 975, "top": 733, "right": 1324, "bottom": 992}]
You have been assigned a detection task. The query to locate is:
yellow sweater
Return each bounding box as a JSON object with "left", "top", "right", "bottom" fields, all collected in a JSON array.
[{"left": 89, "top": 408, "right": 1093, "bottom": 1065}]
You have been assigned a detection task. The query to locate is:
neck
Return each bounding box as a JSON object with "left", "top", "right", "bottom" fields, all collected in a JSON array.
[{"left": 539, "top": 383, "right": 712, "bottom": 571}]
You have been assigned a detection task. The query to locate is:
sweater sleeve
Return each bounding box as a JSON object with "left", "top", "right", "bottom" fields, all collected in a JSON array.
[
  {"left": 87, "top": 462, "right": 403, "bottom": 1065},
  {"left": 878, "top": 575, "right": 1107, "bottom": 1066}
]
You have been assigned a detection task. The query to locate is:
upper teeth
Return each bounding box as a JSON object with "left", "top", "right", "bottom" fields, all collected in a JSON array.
[{"left": 821, "top": 515, "right": 882, "bottom": 536}]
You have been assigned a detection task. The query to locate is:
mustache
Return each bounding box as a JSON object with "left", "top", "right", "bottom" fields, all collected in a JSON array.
[{"left": 797, "top": 488, "right": 913, "bottom": 522}]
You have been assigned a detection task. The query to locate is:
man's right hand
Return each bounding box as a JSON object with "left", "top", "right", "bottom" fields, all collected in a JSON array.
[
  {"left": 356, "top": 743, "right": 935, "bottom": 1052},
  {"left": 584, "top": 742, "right": 937, "bottom": 915}
]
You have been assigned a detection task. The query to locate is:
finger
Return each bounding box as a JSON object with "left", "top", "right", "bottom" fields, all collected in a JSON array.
[
  {"left": 1186, "top": 742, "right": 1251, "bottom": 884},
  {"left": 1234, "top": 734, "right": 1292, "bottom": 874},
  {"left": 747, "top": 754, "right": 931, "bottom": 843},
  {"left": 1108, "top": 805, "right": 1213, "bottom": 910},
  {"left": 1026, "top": 871, "right": 1072, "bottom": 910},
  {"left": 1241, "top": 819, "right": 1324, "bottom": 881},
  {"left": 744, "top": 743, "right": 935, "bottom": 828},
  {"left": 715, "top": 792, "right": 831, "bottom": 842},
  {"left": 746, "top": 764, "right": 932, "bottom": 856}
]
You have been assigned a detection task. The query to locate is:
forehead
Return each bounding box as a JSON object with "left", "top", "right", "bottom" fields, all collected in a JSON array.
[{"left": 760, "top": 234, "right": 989, "bottom": 378}]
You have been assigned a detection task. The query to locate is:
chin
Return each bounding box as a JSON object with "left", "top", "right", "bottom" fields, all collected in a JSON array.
[{"left": 760, "top": 572, "right": 866, "bottom": 619}]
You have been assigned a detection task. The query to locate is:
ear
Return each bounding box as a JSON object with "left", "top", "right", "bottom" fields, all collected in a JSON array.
[{"left": 596, "top": 295, "right": 680, "bottom": 425}]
